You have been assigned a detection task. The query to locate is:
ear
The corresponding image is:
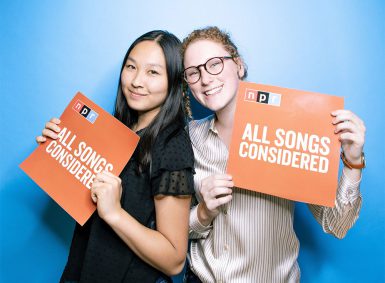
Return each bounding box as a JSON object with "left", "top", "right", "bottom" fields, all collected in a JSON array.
[{"left": 234, "top": 57, "right": 245, "bottom": 79}]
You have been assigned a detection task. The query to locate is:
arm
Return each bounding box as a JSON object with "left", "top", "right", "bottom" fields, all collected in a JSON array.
[
  {"left": 308, "top": 168, "right": 362, "bottom": 239},
  {"left": 189, "top": 174, "right": 233, "bottom": 239},
  {"left": 91, "top": 171, "right": 191, "bottom": 276},
  {"left": 41, "top": 119, "right": 194, "bottom": 275},
  {"left": 309, "top": 110, "right": 365, "bottom": 239}
]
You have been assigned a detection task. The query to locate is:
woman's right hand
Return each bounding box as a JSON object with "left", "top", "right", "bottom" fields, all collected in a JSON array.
[
  {"left": 197, "top": 174, "right": 234, "bottom": 226},
  {"left": 36, "top": 118, "right": 61, "bottom": 144}
]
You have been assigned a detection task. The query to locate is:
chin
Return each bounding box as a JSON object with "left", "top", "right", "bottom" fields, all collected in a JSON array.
[{"left": 204, "top": 102, "right": 224, "bottom": 112}]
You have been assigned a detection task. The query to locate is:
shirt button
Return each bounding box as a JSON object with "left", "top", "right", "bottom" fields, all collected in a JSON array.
[
  {"left": 224, "top": 244, "right": 229, "bottom": 251},
  {"left": 223, "top": 210, "right": 228, "bottom": 215},
  {"left": 347, "top": 189, "right": 353, "bottom": 195}
]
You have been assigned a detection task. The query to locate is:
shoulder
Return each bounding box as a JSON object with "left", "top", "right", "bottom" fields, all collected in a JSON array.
[
  {"left": 188, "top": 114, "right": 215, "bottom": 145},
  {"left": 155, "top": 123, "right": 191, "bottom": 152},
  {"left": 151, "top": 124, "right": 194, "bottom": 175}
]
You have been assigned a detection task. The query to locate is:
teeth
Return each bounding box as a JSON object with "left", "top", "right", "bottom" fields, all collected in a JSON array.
[{"left": 205, "top": 85, "right": 222, "bottom": 96}]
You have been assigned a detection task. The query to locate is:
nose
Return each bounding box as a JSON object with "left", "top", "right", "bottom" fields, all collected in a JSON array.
[
  {"left": 199, "top": 66, "right": 213, "bottom": 85},
  {"left": 131, "top": 71, "right": 144, "bottom": 88}
]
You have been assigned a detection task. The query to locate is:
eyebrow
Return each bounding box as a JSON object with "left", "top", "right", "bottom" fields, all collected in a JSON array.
[{"left": 126, "top": 56, "right": 164, "bottom": 68}]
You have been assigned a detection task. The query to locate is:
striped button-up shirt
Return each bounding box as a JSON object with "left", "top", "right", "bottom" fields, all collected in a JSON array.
[{"left": 188, "top": 115, "right": 362, "bottom": 283}]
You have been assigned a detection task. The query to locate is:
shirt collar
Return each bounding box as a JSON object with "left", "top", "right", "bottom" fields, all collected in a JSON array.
[{"left": 208, "top": 114, "right": 219, "bottom": 135}]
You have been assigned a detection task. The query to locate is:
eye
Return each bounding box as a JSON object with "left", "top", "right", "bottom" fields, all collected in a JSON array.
[
  {"left": 148, "top": 69, "right": 160, "bottom": 75},
  {"left": 125, "top": 64, "right": 136, "bottom": 70},
  {"left": 187, "top": 70, "right": 199, "bottom": 77}
]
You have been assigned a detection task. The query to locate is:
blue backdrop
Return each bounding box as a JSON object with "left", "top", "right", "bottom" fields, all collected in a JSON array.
[{"left": 1, "top": 1, "right": 384, "bottom": 282}]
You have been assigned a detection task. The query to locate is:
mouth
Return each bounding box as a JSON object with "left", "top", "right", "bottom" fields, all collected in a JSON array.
[
  {"left": 129, "top": 90, "right": 147, "bottom": 97},
  {"left": 203, "top": 85, "right": 223, "bottom": 96}
]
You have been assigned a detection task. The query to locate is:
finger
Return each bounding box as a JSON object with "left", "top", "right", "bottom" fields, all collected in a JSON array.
[
  {"left": 202, "top": 179, "right": 234, "bottom": 190},
  {"left": 90, "top": 182, "right": 109, "bottom": 202},
  {"left": 210, "top": 187, "right": 233, "bottom": 199},
  {"left": 208, "top": 194, "right": 232, "bottom": 209},
  {"left": 339, "top": 132, "right": 364, "bottom": 145},
  {"left": 101, "top": 170, "right": 120, "bottom": 181},
  {"left": 50, "top": 117, "right": 61, "bottom": 124},
  {"left": 91, "top": 192, "right": 98, "bottom": 203},
  {"left": 42, "top": 128, "right": 58, "bottom": 139},
  {"left": 345, "top": 112, "right": 365, "bottom": 128},
  {"left": 95, "top": 172, "right": 119, "bottom": 185},
  {"left": 332, "top": 114, "right": 352, "bottom": 125},
  {"left": 213, "top": 174, "right": 233, "bottom": 180},
  {"left": 200, "top": 180, "right": 234, "bottom": 192},
  {"left": 36, "top": 136, "right": 47, "bottom": 143},
  {"left": 212, "top": 180, "right": 234, "bottom": 188},
  {"left": 331, "top": 110, "right": 363, "bottom": 127},
  {"left": 203, "top": 174, "right": 232, "bottom": 183},
  {"left": 90, "top": 186, "right": 99, "bottom": 203},
  {"left": 334, "top": 120, "right": 358, "bottom": 134},
  {"left": 91, "top": 180, "right": 104, "bottom": 189},
  {"left": 45, "top": 121, "right": 61, "bottom": 133},
  {"left": 331, "top": 109, "right": 352, "bottom": 118}
]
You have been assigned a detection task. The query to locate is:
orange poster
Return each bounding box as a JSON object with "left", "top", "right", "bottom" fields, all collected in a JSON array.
[
  {"left": 20, "top": 92, "right": 140, "bottom": 225},
  {"left": 227, "top": 82, "right": 344, "bottom": 207}
]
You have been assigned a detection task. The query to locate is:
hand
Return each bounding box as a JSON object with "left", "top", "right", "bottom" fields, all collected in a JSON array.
[
  {"left": 36, "top": 117, "right": 61, "bottom": 143},
  {"left": 91, "top": 171, "right": 123, "bottom": 224},
  {"left": 332, "top": 110, "right": 366, "bottom": 164},
  {"left": 198, "top": 174, "right": 233, "bottom": 225}
]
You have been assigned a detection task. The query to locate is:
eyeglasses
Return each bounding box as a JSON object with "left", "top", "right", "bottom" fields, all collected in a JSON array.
[{"left": 183, "top": 56, "right": 233, "bottom": 84}]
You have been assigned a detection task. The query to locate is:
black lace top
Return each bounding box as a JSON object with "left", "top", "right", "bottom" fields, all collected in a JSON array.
[{"left": 60, "top": 124, "right": 195, "bottom": 283}]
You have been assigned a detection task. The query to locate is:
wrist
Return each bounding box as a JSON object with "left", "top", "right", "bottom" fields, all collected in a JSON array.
[
  {"left": 103, "top": 208, "right": 124, "bottom": 226},
  {"left": 197, "top": 203, "right": 214, "bottom": 227},
  {"left": 341, "top": 151, "right": 366, "bottom": 170}
]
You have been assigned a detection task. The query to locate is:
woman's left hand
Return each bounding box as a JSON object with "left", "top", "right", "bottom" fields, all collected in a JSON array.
[
  {"left": 91, "top": 171, "right": 123, "bottom": 223},
  {"left": 332, "top": 110, "right": 366, "bottom": 164}
]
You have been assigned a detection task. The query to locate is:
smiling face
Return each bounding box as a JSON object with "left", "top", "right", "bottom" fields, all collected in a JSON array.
[
  {"left": 183, "top": 39, "right": 244, "bottom": 113},
  {"left": 120, "top": 40, "right": 168, "bottom": 123}
]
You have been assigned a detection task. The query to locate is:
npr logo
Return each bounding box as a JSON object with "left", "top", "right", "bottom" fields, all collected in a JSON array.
[
  {"left": 244, "top": 89, "right": 281, "bottom": 106},
  {"left": 72, "top": 100, "right": 99, "bottom": 124}
]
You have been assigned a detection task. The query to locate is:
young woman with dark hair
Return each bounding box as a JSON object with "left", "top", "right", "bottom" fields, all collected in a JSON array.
[{"left": 37, "top": 30, "right": 195, "bottom": 283}]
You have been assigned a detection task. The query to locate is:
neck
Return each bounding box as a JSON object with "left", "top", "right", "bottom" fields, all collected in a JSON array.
[
  {"left": 134, "top": 108, "right": 159, "bottom": 132},
  {"left": 214, "top": 96, "right": 236, "bottom": 148}
]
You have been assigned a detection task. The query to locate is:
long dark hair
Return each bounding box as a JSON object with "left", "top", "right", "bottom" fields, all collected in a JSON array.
[{"left": 114, "top": 30, "right": 186, "bottom": 171}]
